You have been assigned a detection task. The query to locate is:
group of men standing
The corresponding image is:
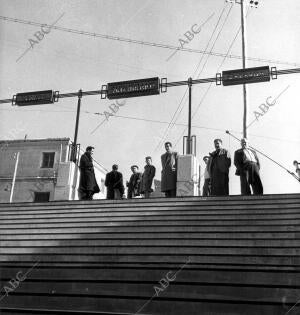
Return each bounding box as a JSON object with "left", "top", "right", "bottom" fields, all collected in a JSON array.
[
  {"left": 78, "top": 149, "right": 157, "bottom": 200},
  {"left": 78, "top": 137, "right": 263, "bottom": 200},
  {"left": 203, "top": 138, "right": 263, "bottom": 196},
  {"left": 104, "top": 158, "right": 156, "bottom": 200},
  {"left": 78, "top": 142, "right": 178, "bottom": 200}
]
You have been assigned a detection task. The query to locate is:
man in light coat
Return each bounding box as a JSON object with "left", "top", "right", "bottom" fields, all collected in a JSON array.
[
  {"left": 234, "top": 138, "right": 263, "bottom": 195},
  {"left": 161, "top": 142, "right": 178, "bottom": 197}
]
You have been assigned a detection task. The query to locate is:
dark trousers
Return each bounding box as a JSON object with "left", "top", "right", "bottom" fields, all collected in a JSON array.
[
  {"left": 240, "top": 162, "right": 263, "bottom": 195},
  {"left": 106, "top": 188, "right": 114, "bottom": 200},
  {"left": 79, "top": 190, "right": 93, "bottom": 200},
  {"left": 165, "top": 189, "right": 176, "bottom": 197},
  {"left": 202, "top": 178, "right": 211, "bottom": 196},
  {"left": 211, "top": 171, "right": 229, "bottom": 196},
  {"left": 107, "top": 188, "right": 123, "bottom": 199}
]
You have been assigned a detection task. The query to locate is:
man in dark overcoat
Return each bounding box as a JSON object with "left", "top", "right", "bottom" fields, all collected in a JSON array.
[
  {"left": 141, "top": 156, "right": 156, "bottom": 199},
  {"left": 104, "top": 164, "right": 124, "bottom": 199},
  {"left": 78, "top": 146, "right": 100, "bottom": 200},
  {"left": 127, "top": 165, "right": 142, "bottom": 199},
  {"left": 161, "top": 142, "right": 178, "bottom": 197},
  {"left": 209, "top": 139, "right": 231, "bottom": 196},
  {"left": 234, "top": 138, "right": 263, "bottom": 195}
]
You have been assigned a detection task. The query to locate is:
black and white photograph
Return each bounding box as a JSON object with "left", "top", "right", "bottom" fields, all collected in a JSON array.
[{"left": 0, "top": 0, "right": 300, "bottom": 314}]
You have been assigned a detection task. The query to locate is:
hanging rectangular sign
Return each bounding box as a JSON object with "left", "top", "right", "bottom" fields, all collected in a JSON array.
[
  {"left": 14, "top": 90, "right": 55, "bottom": 106},
  {"left": 106, "top": 77, "right": 160, "bottom": 99},
  {"left": 222, "top": 66, "right": 270, "bottom": 86}
]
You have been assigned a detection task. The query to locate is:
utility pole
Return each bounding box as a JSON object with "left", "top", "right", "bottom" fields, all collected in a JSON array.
[
  {"left": 10, "top": 152, "right": 20, "bottom": 203},
  {"left": 72, "top": 89, "right": 82, "bottom": 162},
  {"left": 226, "top": 0, "right": 258, "bottom": 138},
  {"left": 240, "top": 0, "right": 248, "bottom": 138},
  {"left": 187, "top": 77, "right": 192, "bottom": 154}
]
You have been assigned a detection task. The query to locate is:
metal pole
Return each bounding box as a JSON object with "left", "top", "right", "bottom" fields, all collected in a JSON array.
[
  {"left": 10, "top": 152, "right": 20, "bottom": 203},
  {"left": 72, "top": 89, "right": 82, "bottom": 162},
  {"left": 187, "top": 77, "right": 192, "bottom": 154},
  {"left": 241, "top": 0, "right": 248, "bottom": 138}
]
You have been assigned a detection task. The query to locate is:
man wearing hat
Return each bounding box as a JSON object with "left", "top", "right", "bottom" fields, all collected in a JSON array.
[
  {"left": 78, "top": 146, "right": 100, "bottom": 200},
  {"left": 234, "top": 138, "right": 263, "bottom": 195},
  {"left": 202, "top": 155, "right": 211, "bottom": 196},
  {"left": 126, "top": 165, "right": 142, "bottom": 199}
]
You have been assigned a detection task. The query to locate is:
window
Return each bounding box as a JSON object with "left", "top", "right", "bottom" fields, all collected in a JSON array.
[
  {"left": 34, "top": 192, "right": 50, "bottom": 202},
  {"left": 41, "top": 152, "right": 55, "bottom": 168}
]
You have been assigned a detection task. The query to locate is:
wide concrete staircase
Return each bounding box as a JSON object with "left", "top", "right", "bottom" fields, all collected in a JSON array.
[{"left": 0, "top": 194, "right": 300, "bottom": 315}]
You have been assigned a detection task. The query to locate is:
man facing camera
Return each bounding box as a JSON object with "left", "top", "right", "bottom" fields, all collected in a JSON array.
[
  {"left": 161, "top": 142, "right": 178, "bottom": 197},
  {"left": 234, "top": 138, "right": 263, "bottom": 195},
  {"left": 209, "top": 139, "right": 231, "bottom": 196}
]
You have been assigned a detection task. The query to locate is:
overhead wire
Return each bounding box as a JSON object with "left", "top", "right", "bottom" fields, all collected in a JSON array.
[
  {"left": 154, "top": 2, "right": 230, "bottom": 153},
  {"left": 170, "top": 3, "right": 234, "bottom": 141},
  {"left": 0, "top": 15, "right": 299, "bottom": 67},
  {"left": 1, "top": 107, "right": 299, "bottom": 144},
  {"left": 173, "top": 6, "right": 251, "bottom": 149},
  {"left": 158, "top": 2, "right": 234, "bottom": 150}
]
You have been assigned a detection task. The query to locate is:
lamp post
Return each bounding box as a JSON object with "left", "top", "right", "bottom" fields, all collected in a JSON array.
[{"left": 226, "top": 0, "right": 259, "bottom": 138}]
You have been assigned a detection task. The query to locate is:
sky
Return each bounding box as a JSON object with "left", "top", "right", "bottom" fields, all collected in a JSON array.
[{"left": 0, "top": 0, "right": 299, "bottom": 195}]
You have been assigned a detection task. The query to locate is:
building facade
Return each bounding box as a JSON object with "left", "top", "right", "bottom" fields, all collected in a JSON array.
[{"left": 0, "top": 138, "right": 107, "bottom": 203}]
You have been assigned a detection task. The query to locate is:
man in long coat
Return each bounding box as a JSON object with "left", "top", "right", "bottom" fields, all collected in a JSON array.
[
  {"left": 161, "top": 142, "right": 178, "bottom": 197},
  {"left": 105, "top": 164, "right": 124, "bottom": 199},
  {"left": 141, "top": 156, "right": 156, "bottom": 199},
  {"left": 78, "top": 146, "right": 100, "bottom": 200},
  {"left": 209, "top": 139, "right": 231, "bottom": 196},
  {"left": 234, "top": 138, "right": 263, "bottom": 195},
  {"left": 127, "top": 165, "right": 142, "bottom": 199}
]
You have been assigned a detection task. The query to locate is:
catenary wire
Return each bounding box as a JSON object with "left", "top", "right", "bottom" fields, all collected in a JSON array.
[
  {"left": 161, "top": 3, "right": 235, "bottom": 150},
  {"left": 1, "top": 108, "right": 299, "bottom": 144},
  {"left": 0, "top": 15, "right": 299, "bottom": 67},
  {"left": 173, "top": 6, "right": 252, "bottom": 148},
  {"left": 154, "top": 3, "right": 231, "bottom": 152}
]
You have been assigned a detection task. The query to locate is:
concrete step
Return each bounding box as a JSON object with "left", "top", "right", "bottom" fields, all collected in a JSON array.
[
  {"left": 1, "top": 212, "right": 300, "bottom": 224},
  {"left": 1, "top": 231, "right": 298, "bottom": 240},
  {"left": 1, "top": 254, "right": 299, "bottom": 266},
  {"left": 0, "top": 295, "right": 294, "bottom": 315},
  {"left": 1, "top": 261, "right": 297, "bottom": 271},
  {"left": 1, "top": 281, "right": 299, "bottom": 303},
  {"left": 1, "top": 225, "right": 299, "bottom": 234},
  {"left": 1, "top": 238, "right": 300, "bottom": 247},
  {"left": 1, "top": 219, "right": 299, "bottom": 229},
  {"left": 0, "top": 193, "right": 299, "bottom": 211},
  {"left": 1, "top": 246, "right": 299, "bottom": 256},
  {"left": 0, "top": 200, "right": 299, "bottom": 215},
  {"left": 1, "top": 266, "right": 299, "bottom": 286}
]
